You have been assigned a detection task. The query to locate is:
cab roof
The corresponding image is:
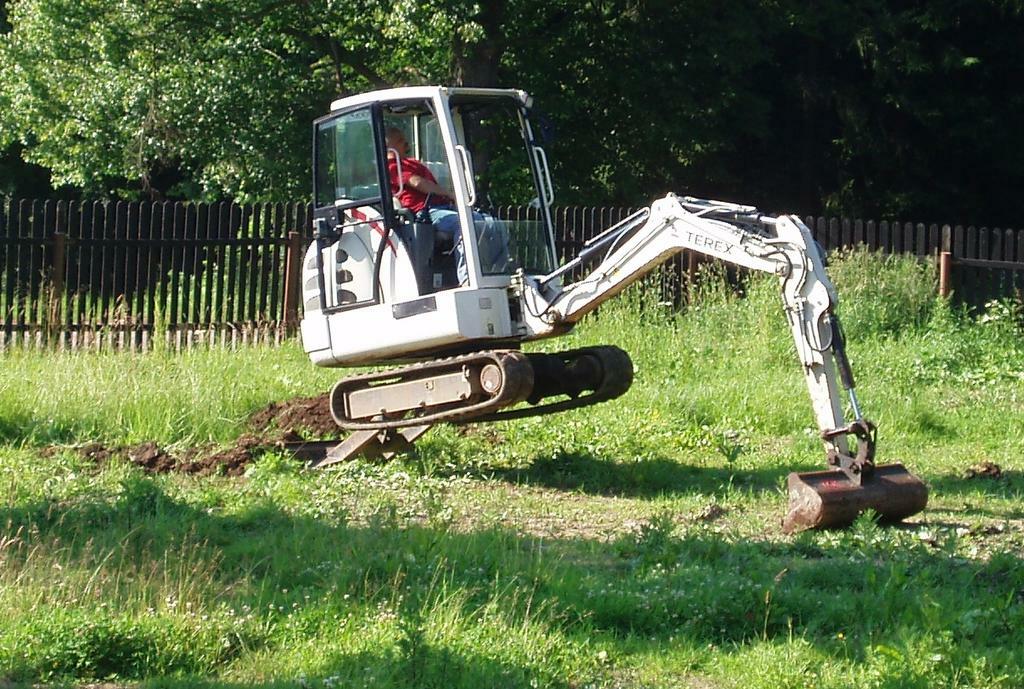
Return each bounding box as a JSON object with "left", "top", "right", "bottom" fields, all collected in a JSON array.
[{"left": 329, "top": 86, "right": 531, "bottom": 113}]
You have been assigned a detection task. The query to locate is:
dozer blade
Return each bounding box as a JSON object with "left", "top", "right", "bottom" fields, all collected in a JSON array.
[{"left": 783, "top": 463, "right": 928, "bottom": 533}]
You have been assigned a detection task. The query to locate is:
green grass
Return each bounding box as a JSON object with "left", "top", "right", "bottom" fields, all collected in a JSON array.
[{"left": 1, "top": 249, "right": 1023, "bottom": 688}]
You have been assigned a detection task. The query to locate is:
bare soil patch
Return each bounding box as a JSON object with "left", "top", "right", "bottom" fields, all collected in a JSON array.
[
  {"left": 69, "top": 438, "right": 260, "bottom": 477},
  {"left": 59, "top": 393, "right": 339, "bottom": 477}
]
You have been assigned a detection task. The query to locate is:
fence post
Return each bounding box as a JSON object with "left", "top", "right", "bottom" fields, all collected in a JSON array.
[
  {"left": 685, "top": 250, "right": 699, "bottom": 301},
  {"left": 49, "top": 231, "right": 67, "bottom": 335},
  {"left": 938, "top": 251, "right": 953, "bottom": 298},
  {"left": 282, "top": 231, "right": 302, "bottom": 333}
]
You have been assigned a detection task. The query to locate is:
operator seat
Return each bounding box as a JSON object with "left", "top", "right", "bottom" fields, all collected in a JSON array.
[{"left": 392, "top": 197, "right": 458, "bottom": 294}]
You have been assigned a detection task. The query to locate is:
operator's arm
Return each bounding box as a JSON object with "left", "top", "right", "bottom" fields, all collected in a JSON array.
[{"left": 406, "top": 174, "right": 452, "bottom": 201}]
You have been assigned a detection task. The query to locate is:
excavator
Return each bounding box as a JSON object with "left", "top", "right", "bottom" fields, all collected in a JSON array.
[{"left": 298, "top": 86, "right": 927, "bottom": 532}]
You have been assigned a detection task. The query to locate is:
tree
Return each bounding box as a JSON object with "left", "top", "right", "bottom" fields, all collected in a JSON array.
[
  {"left": 3, "top": 0, "right": 1024, "bottom": 226},
  {"left": 826, "top": 1, "right": 1024, "bottom": 224},
  {"left": 713, "top": 0, "right": 1024, "bottom": 223},
  {"left": 505, "top": 0, "right": 780, "bottom": 206},
  {"left": 2, "top": 0, "right": 295, "bottom": 198},
  {"left": 0, "top": 0, "right": 520, "bottom": 200}
]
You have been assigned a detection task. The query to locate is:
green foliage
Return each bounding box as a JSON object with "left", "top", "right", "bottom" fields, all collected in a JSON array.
[
  {"left": 615, "top": 510, "right": 682, "bottom": 569},
  {"left": 978, "top": 297, "right": 1024, "bottom": 336},
  {"left": 0, "top": 0, "right": 323, "bottom": 199},
  {"left": 0, "top": 345, "right": 340, "bottom": 445},
  {"left": 821, "top": 2, "right": 1024, "bottom": 222},
  {"left": 0, "top": 0, "right": 518, "bottom": 201},
  {"left": 512, "top": 0, "right": 779, "bottom": 205},
  {"left": 826, "top": 247, "right": 937, "bottom": 337},
  {"left": 2, "top": 0, "right": 1024, "bottom": 222},
  {"left": 9, "top": 609, "right": 241, "bottom": 680}
]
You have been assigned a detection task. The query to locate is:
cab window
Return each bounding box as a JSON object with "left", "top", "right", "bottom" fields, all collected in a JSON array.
[{"left": 315, "top": 108, "right": 380, "bottom": 207}]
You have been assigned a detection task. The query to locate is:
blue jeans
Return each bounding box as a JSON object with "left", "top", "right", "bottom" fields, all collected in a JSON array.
[{"left": 428, "top": 205, "right": 511, "bottom": 284}]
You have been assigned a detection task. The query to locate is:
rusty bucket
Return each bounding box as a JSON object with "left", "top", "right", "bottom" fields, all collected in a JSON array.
[{"left": 783, "top": 463, "right": 928, "bottom": 533}]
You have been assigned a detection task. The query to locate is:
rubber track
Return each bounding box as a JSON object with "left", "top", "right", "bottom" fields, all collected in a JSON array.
[{"left": 330, "top": 346, "right": 633, "bottom": 431}]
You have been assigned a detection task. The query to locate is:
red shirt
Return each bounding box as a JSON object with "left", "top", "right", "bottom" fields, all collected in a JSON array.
[{"left": 387, "top": 157, "right": 449, "bottom": 213}]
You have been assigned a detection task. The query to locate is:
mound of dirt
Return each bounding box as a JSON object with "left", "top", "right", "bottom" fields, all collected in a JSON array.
[
  {"left": 76, "top": 442, "right": 120, "bottom": 464},
  {"left": 56, "top": 393, "right": 340, "bottom": 478},
  {"left": 177, "top": 434, "right": 268, "bottom": 477},
  {"left": 963, "top": 461, "right": 1003, "bottom": 480},
  {"left": 693, "top": 503, "right": 728, "bottom": 523},
  {"left": 71, "top": 438, "right": 265, "bottom": 477},
  {"left": 247, "top": 394, "right": 335, "bottom": 436},
  {"left": 127, "top": 442, "right": 178, "bottom": 473},
  {"left": 69, "top": 441, "right": 181, "bottom": 474}
]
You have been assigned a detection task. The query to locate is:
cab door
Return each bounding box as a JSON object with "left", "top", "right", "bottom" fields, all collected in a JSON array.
[{"left": 311, "top": 104, "right": 399, "bottom": 312}]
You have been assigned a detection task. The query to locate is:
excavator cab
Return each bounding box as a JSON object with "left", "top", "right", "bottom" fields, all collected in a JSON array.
[{"left": 303, "top": 87, "right": 559, "bottom": 367}]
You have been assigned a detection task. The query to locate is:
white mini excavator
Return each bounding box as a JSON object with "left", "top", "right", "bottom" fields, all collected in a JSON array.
[{"left": 299, "top": 86, "right": 927, "bottom": 531}]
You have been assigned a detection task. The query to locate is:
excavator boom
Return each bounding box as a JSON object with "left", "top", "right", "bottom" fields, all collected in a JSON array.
[{"left": 515, "top": 194, "right": 927, "bottom": 530}]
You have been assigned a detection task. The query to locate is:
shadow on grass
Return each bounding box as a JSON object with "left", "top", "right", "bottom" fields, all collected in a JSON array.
[
  {"left": 932, "top": 470, "right": 1024, "bottom": 495},
  {"left": 1, "top": 473, "right": 1022, "bottom": 686},
  {"left": 0, "top": 477, "right": 585, "bottom": 688},
  {"left": 457, "top": 447, "right": 787, "bottom": 498},
  {"left": 120, "top": 646, "right": 550, "bottom": 689},
  {"left": 0, "top": 410, "right": 79, "bottom": 445},
  {"left": 924, "top": 469, "right": 1024, "bottom": 518}
]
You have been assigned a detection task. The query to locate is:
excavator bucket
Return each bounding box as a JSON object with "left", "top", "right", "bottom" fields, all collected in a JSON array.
[{"left": 783, "top": 463, "right": 928, "bottom": 533}]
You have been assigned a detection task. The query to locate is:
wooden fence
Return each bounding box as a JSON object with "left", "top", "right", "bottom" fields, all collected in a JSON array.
[
  {"left": 1, "top": 199, "right": 1022, "bottom": 349},
  {"left": 0, "top": 199, "right": 312, "bottom": 349},
  {"left": 792, "top": 217, "right": 1024, "bottom": 305}
]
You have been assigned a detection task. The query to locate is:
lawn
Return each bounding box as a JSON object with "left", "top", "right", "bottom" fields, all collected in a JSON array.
[{"left": 1, "top": 250, "right": 1022, "bottom": 688}]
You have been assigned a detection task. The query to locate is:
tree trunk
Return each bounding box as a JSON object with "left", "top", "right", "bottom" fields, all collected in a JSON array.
[
  {"left": 451, "top": 2, "right": 506, "bottom": 87},
  {"left": 451, "top": 3, "right": 507, "bottom": 201}
]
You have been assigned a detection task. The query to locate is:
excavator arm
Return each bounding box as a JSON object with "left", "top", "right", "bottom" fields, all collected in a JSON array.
[
  {"left": 517, "top": 194, "right": 927, "bottom": 530},
  {"left": 524, "top": 195, "right": 851, "bottom": 455}
]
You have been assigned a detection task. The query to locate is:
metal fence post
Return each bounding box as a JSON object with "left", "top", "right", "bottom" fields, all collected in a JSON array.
[
  {"left": 938, "top": 251, "right": 953, "bottom": 298},
  {"left": 282, "top": 231, "right": 302, "bottom": 332}
]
